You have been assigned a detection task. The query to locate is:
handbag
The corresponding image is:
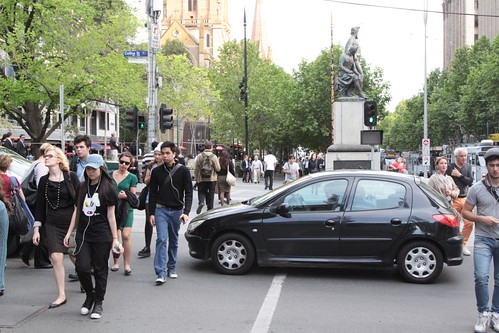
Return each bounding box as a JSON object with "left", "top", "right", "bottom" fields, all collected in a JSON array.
[
  {"left": 137, "top": 185, "right": 148, "bottom": 211},
  {"left": 226, "top": 171, "right": 236, "bottom": 187},
  {"left": 9, "top": 177, "right": 34, "bottom": 235}
]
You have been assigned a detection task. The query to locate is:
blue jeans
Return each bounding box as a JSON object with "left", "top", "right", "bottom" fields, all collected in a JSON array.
[
  {"left": 474, "top": 235, "right": 499, "bottom": 313},
  {"left": 154, "top": 207, "right": 182, "bottom": 277}
]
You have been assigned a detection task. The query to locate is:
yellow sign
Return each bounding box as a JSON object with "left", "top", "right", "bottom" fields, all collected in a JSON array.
[{"left": 489, "top": 133, "right": 499, "bottom": 142}]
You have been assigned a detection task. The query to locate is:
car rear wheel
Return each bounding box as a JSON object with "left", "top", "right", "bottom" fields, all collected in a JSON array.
[
  {"left": 210, "top": 233, "right": 255, "bottom": 275},
  {"left": 397, "top": 241, "right": 443, "bottom": 284}
]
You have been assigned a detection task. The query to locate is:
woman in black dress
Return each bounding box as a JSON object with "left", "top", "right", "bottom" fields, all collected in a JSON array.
[{"left": 33, "top": 145, "right": 79, "bottom": 309}]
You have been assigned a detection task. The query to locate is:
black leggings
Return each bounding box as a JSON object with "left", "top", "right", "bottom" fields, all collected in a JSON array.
[
  {"left": 76, "top": 240, "right": 112, "bottom": 302},
  {"left": 144, "top": 205, "right": 152, "bottom": 248}
]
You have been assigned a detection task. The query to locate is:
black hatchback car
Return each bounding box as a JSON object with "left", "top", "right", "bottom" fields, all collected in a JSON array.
[{"left": 185, "top": 170, "right": 463, "bottom": 284}]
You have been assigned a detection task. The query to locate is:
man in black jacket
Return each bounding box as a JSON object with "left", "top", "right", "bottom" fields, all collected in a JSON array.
[{"left": 148, "top": 141, "right": 192, "bottom": 285}]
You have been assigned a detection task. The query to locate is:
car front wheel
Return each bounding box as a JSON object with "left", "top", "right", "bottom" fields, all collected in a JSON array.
[
  {"left": 397, "top": 241, "right": 443, "bottom": 284},
  {"left": 210, "top": 233, "right": 255, "bottom": 275}
]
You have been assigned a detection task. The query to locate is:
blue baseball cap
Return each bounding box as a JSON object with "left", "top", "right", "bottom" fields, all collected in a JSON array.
[{"left": 85, "top": 154, "right": 105, "bottom": 169}]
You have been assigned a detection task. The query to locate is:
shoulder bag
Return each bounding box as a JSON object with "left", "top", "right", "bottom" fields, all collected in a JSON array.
[
  {"left": 9, "top": 176, "right": 34, "bottom": 235},
  {"left": 226, "top": 170, "right": 236, "bottom": 187}
]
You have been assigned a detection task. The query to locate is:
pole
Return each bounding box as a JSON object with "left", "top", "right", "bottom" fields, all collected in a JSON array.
[
  {"left": 147, "top": 2, "right": 159, "bottom": 152},
  {"left": 243, "top": 9, "right": 249, "bottom": 155},
  {"left": 423, "top": 0, "right": 429, "bottom": 178},
  {"left": 59, "top": 85, "right": 64, "bottom": 150},
  {"left": 176, "top": 112, "right": 179, "bottom": 147},
  {"left": 330, "top": 13, "right": 335, "bottom": 145}
]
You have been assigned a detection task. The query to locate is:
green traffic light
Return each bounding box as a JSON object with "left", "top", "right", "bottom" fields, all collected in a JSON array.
[{"left": 139, "top": 123, "right": 145, "bottom": 129}]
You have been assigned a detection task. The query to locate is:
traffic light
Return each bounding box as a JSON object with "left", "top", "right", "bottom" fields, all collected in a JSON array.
[
  {"left": 239, "top": 78, "right": 246, "bottom": 101},
  {"left": 159, "top": 103, "right": 174, "bottom": 132},
  {"left": 363, "top": 101, "right": 377, "bottom": 127},
  {"left": 138, "top": 115, "right": 146, "bottom": 130},
  {"left": 125, "top": 106, "right": 138, "bottom": 131}
]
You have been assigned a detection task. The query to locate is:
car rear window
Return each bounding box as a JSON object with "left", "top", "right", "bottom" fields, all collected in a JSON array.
[{"left": 418, "top": 181, "right": 451, "bottom": 208}]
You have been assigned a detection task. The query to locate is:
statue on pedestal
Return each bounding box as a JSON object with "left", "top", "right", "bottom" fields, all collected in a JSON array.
[{"left": 335, "top": 27, "right": 367, "bottom": 99}]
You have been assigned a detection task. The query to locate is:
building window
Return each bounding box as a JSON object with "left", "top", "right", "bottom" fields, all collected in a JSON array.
[
  {"left": 188, "top": 0, "right": 197, "bottom": 12},
  {"left": 206, "top": 33, "right": 211, "bottom": 47},
  {"left": 99, "top": 111, "right": 106, "bottom": 130},
  {"left": 91, "top": 111, "right": 97, "bottom": 135}
]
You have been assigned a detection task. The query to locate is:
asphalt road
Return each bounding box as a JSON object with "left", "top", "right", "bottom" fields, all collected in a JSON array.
[{"left": 0, "top": 174, "right": 480, "bottom": 333}]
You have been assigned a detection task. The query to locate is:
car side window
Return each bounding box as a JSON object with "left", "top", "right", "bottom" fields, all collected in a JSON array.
[
  {"left": 352, "top": 180, "right": 406, "bottom": 211},
  {"left": 283, "top": 179, "right": 348, "bottom": 212}
]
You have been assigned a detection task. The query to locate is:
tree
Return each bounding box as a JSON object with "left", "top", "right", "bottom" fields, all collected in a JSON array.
[{"left": 0, "top": 0, "right": 145, "bottom": 147}]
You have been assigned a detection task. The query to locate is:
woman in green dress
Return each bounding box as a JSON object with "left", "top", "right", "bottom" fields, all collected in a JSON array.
[{"left": 111, "top": 152, "right": 138, "bottom": 275}]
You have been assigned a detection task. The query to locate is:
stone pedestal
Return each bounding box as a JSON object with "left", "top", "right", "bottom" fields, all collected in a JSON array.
[{"left": 326, "top": 99, "right": 380, "bottom": 171}]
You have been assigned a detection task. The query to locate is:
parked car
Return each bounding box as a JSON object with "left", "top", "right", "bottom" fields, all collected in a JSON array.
[
  {"left": 0, "top": 146, "right": 33, "bottom": 256},
  {"left": 185, "top": 170, "right": 463, "bottom": 284}
]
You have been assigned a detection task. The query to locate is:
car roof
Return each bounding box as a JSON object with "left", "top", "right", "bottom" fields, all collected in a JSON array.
[{"left": 307, "top": 169, "right": 419, "bottom": 181}]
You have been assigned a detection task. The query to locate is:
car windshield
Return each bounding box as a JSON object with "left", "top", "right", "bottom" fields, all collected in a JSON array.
[
  {"left": 418, "top": 181, "right": 451, "bottom": 208},
  {"left": 0, "top": 147, "right": 32, "bottom": 181}
]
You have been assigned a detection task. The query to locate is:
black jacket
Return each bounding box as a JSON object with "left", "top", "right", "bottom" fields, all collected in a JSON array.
[
  {"left": 115, "top": 190, "right": 139, "bottom": 229},
  {"left": 148, "top": 163, "right": 193, "bottom": 216}
]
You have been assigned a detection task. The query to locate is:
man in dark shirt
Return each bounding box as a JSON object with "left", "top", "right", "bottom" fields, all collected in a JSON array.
[
  {"left": 16, "top": 134, "right": 28, "bottom": 158},
  {"left": 148, "top": 141, "right": 192, "bottom": 285},
  {"left": 446, "top": 147, "right": 474, "bottom": 256}
]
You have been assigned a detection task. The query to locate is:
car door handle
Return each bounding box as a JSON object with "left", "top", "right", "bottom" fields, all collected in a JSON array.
[
  {"left": 390, "top": 218, "right": 402, "bottom": 226},
  {"left": 325, "top": 219, "right": 335, "bottom": 228}
]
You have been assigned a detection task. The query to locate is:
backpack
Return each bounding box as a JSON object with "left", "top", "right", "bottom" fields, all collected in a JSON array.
[{"left": 200, "top": 154, "right": 213, "bottom": 178}]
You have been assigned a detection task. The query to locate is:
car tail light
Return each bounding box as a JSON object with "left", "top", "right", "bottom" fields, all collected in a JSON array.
[{"left": 433, "top": 214, "right": 459, "bottom": 228}]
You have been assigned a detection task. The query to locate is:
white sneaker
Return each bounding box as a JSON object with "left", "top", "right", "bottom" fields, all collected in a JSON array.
[
  {"left": 168, "top": 271, "right": 178, "bottom": 279},
  {"left": 463, "top": 246, "right": 472, "bottom": 256},
  {"left": 155, "top": 276, "right": 166, "bottom": 285},
  {"left": 475, "top": 311, "right": 490, "bottom": 333},
  {"left": 491, "top": 312, "right": 499, "bottom": 332}
]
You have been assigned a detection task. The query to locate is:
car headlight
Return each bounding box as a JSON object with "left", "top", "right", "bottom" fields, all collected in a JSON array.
[{"left": 187, "top": 219, "right": 205, "bottom": 232}]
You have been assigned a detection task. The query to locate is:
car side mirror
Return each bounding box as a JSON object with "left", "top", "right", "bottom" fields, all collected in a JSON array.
[{"left": 274, "top": 203, "right": 291, "bottom": 218}]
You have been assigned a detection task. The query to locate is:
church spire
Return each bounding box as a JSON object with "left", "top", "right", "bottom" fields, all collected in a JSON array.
[{"left": 251, "top": 0, "right": 270, "bottom": 59}]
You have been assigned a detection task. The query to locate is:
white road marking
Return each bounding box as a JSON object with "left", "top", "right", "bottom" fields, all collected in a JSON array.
[{"left": 250, "top": 273, "right": 287, "bottom": 333}]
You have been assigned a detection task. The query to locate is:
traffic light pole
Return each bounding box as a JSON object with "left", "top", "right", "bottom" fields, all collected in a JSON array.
[
  {"left": 147, "top": 3, "right": 160, "bottom": 152},
  {"left": 243, "top": 9, "right": 249, "bottom": 155}
]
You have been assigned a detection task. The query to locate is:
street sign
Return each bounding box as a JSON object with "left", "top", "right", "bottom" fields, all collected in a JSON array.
[
  {"left": 151, "top": 24, "right": 160, "bottom": 51},
  {"left": 128, "top": 58, "right": 148, "bottom": 64},
  {"left": 422, "top": 138, "right": 430, "bottom": 166},
  {"left": 123, "top": 50, "right": 148, "bottom": 58}
]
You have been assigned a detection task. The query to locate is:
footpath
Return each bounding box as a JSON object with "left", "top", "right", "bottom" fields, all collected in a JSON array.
[{"left": 0, "top": 173, "right": 283, "bottom": 331}]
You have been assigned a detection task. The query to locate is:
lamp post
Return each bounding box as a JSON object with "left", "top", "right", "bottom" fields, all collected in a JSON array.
[
  {"left": 423, "top": 0, "right": 429, "bottom": 178},
  {"left": 243, "top": 9, "right": 249, "bottom": 155}
]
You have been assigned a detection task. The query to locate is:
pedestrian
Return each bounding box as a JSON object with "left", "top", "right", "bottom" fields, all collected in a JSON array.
[
  {"left": 16, "top": 134, "right": 28, "bottom": 158},
  {"left": 307, "top": 153, "right": 320, "bottom": 174},
  {"left": 2, "top": 132, "right": 15, "bottom": 151},
  {"left": 462, "top": 148, "right": 499, "bottom": 333},
  {"left": 69, "top": 135, "right": 92, "bottom": 181},
  {"left": 110, "top": 151, "right": 138, "bottom": 275},
  {"left": 217, "top": 150, "right": 235, "bottom": 206},
  {"left": 138, "top": 147, "right": 163, "bottom": 258},
  {"left": 282, "top": 155, "right": 300, "bottom": 184},
  {"left": 19, "top": 142, "right": 52, "bottom": 268},
  {"left": 148, "top": 141, "right": 192, "bottom": 285},
  {"left": 251, "top": 155, "right": 263, "bottom": 184},
  {"left": 263, "top": 150, "right": 277, "bottom": 190},
  {"left": 427, "top": 156, "right": 459, "bottom": 202},
  {"left": 241, "top": 154, "right": 251, "bottom": 183},
  {"left": 0, "top": 177, "right": 10, "bottom": 297},
  {"left": 108, "top": 132, "right": 120, "bottom": 161},
  {"left": 446, "top": 147, "right": 474, "bottom": 256},
  {"left": 32, "top": 145, "right": 79, "bottom": 309},
  {"left": 64, "top": 154, "right": 119, "bottom": 320},
  {"left": 193, "top": 140, "right": 220, "bottom": 214}
]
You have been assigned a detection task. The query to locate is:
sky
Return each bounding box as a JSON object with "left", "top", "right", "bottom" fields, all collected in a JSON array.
[{"left": 228, "top": 0, "right": 444, "bottom": 111}]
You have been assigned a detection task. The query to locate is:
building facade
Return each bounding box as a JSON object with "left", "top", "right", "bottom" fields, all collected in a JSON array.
[{"left": 443, "top": 0, "right": 499, "bottom": 69}]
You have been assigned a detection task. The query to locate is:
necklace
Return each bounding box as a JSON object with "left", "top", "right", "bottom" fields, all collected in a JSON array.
[{"left": 45, "top": 173, "right": 62, "bottom": 210}]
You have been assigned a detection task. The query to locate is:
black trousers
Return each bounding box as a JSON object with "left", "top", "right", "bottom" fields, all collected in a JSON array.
[
  {"left": 264, "top": 170, "right": 274, "bottom": 190},
  {"left": 76, "top": 240, "right": 112, "bottom": 302},
  {"left": 197, "top": 181, "right": 216, "bottom": 210}
]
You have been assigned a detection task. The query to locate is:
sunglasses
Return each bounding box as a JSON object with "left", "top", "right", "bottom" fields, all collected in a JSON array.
[
  {"left": 44, "top": 154, "right": 56, "bottom": 159},
  {"left": 119, "top": 160, "right": 131, "bottom": 166}
]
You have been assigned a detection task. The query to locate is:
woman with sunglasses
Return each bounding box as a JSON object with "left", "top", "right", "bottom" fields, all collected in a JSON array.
[
  {"left": 64, "top": 154, "right": 119, "bottom": 319},
  {"left": 110, "top": 151, "right": 137, "bottom": 275},
  {"left": 32, "top": 145, "right": 79, "bottom": 309}
]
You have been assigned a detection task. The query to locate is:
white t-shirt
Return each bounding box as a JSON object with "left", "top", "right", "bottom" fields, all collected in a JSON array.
[
  {"left": 283, "top": 162, "right": 299, "bottom": 182},
  {"left": 264, "top": 154, "right": 277, "bottom": 171}
]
